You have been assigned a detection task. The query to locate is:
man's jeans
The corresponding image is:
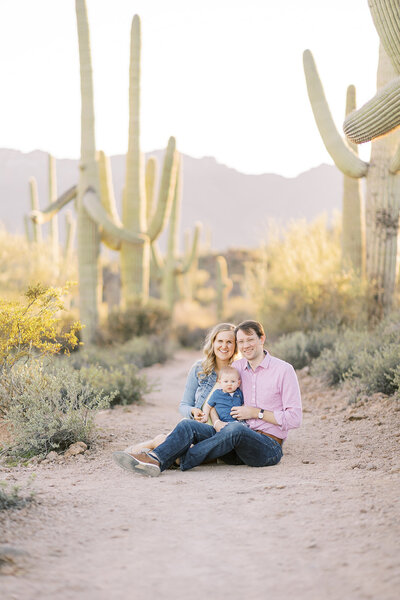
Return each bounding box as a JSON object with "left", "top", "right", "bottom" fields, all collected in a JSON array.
[{"left": 152, "top": 420, "right": 283, "bottom": 472}]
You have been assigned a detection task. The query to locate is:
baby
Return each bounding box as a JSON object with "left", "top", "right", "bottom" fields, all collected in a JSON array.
[{"left": 200, "top": 366, "right": 244, "bottom": 425}]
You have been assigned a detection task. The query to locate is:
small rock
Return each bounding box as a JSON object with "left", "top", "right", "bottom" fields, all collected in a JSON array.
[
  {"left": 44, "top": 451, "right": 58, "bottom": 462},
  {"left": 64, "top": 442, "right": 88, "bottom": 458}
]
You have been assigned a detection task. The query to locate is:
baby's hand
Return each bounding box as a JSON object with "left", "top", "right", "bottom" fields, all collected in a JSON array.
[{"left": 199, "top": 415, "right": 208, "bottom": 423}]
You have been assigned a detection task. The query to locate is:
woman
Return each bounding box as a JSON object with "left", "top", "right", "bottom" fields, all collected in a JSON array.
[{"left": 124, "top": 322, "right": 238, "bottom": 454}]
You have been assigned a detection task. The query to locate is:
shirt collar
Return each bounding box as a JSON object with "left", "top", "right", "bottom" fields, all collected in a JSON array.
[{"left": 245, "top": 350, "right": 270, "bottom": 370}]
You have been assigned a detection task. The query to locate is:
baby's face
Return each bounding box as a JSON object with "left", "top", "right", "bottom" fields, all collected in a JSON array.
[{"left": 220, "top": 373, "right": 240, "bottom": 393}]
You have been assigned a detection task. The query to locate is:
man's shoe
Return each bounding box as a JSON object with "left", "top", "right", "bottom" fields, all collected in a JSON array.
[{"left": 112, "top": 451, "right": 161, "bottom": 477}]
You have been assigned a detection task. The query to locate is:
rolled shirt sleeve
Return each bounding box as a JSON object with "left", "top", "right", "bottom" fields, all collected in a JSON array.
[
  {"left": 273, "top": 364, "right": 302, "bottom": 433},
  {"left": 178, "top": 362, "right": 201, "bottom": 419}
]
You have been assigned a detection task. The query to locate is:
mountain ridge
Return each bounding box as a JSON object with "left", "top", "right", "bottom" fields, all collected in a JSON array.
[{"left": 0, "top": 148, "right": 342, "bottom": 250}]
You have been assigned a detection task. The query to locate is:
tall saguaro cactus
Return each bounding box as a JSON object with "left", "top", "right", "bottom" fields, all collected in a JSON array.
[
  {"left": 152, "top": 160, "right": 201, "bottom": 311},
  {"left": 121, "top": 16, "right": 178, "bottom": 307},
  {"left": 303, "top": 45, "right": 400, "bottom": 319},
  {"left": 31, "top": 2, "right": 178, "bottom": 341},
  {"left": 216, "top": 255, "right": 233, "bottom": 321}
]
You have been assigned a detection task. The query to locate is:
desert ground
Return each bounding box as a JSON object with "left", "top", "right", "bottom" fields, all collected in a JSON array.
[{"left": 1, "top": 348, "right": 399, "bottom": 600}]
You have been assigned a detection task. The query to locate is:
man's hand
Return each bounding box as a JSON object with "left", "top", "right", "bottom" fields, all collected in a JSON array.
[
  {"left": 191, "top": 407, "right": 205, "bottom": 421},
  {"left": 230, "top": 405, "right": 255, "bottom": 420}
]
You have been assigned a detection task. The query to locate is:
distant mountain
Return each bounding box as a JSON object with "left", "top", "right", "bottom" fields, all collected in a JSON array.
[{"left": 0, "top": 148, "right": 342, "bottom": 250}]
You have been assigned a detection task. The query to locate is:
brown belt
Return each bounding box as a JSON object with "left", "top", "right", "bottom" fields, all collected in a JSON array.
[{"left": 256, "top": 430, "right": 283, "bottom": 445}]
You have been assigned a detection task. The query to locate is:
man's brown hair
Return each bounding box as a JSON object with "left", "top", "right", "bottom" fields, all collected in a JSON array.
[{"left": 234, "top": 320, "right": 265, "bottom": 339}]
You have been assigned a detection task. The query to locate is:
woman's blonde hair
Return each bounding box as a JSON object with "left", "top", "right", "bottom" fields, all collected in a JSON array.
[{"left": 200, "top": 322, "right": 237, "bottom": 377}]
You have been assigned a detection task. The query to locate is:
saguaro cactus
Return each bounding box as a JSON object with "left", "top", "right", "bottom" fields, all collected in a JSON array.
[
  {"left": 28, "top": 177, "right": 42, "bottom": 243},
  {"left": 344, "top": 0, "right": 400, "bottom": 144},
  {"left": 152, "top": 160, "right": 201, "bottom": 311},
  {"left": 31, "top": 2, "right": 177, "bottom": 341},
  {"left": 342, "top": 85, "right": 365, "bottom": 274},
  {"left": 121, "top": 16, "right": 178, "bottom": 307},
  {"left": 303, "top": 46, "right": 400, "bottom": 319},
  {"left": 216, "top": 255, "right": 233, "bottom": 321}
]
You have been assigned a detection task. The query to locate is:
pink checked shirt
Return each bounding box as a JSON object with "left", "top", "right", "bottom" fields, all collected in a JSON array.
[{"left": 233, "top": 352, "right": 302, "bottom": 440}]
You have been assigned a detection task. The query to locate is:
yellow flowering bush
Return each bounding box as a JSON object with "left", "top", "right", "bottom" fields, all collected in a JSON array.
[{"left": 0, "top": 283, "right": 81, "bottom": 372}]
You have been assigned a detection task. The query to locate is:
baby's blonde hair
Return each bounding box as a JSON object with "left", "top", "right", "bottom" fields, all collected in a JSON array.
[{"left": 218, "top": 366, "right": 240, "bottom": 380}]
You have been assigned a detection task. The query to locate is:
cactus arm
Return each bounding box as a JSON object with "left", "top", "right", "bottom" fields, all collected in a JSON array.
[
  {"left": 343, "top": 75, "right": 400, "bottom": 143},
  {"left": 150, "top": 240, "right": 164, "bottom": 276},
  {"left": 145, "top": 156, "right": 157, "bottom": 226},
  {"left": 30, "top": 185, "right": 77, "bottom": 224},
  {"left": 97, "top": 150, "right": 124, "bottom": 250},
  {"left": 181, "top": 222, "right": 202, "bottom": 273},
  {"left": 368, "top": 0, "right": 400, "bottom": 74},
  {"left": 303, "top": 50, "right": 369, "bottom": 178},
  {"left": 28, "top": 176, "right": 42, "bottom": 242},
  {"left": 147, "top": 137, "right": 178, "bottom": 241},
  {"left": 82, "top": 188, "right": 147, "bottom": 245},
  {"left": 48, "top": 154, "right": 59, "bottom": 261},
  {"left": 64, "top": 210, "right": 76, "bottom": 263}
]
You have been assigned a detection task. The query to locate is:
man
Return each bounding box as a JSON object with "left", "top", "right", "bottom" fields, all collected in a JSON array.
[{"left": 113, "top": 320, "right": 302, "bottom": 477}]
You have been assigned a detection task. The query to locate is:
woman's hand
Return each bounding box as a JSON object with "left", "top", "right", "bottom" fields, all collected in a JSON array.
[{"left": 191, "top": 407, "right": 205, "bottom": 421}]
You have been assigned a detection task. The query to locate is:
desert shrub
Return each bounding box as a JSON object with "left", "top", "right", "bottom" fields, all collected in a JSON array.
[
  {"left": 0, "top": 284, "right": 81, "bottom": 415},
  {"left": 107, "top": 300, "right": 171, "bottom": 343},
  {"left": 70, "top": 334, "right": 170, "bottom": 371},
  {"left": 248, "top": 217, "right": 368, "bottom": 337},
  {"left": 272, "top": 328, "right": 337, "bottom": 369},
  {"left": 0, "top": 227, "right": 77, "bottom": 299},
  {"left": 174, "top": 324, "right": 208, "bottom": 349},
  {"left": 392, "top": 366, "right": 400, "bottom": 399},
  {"left": 79, "top": 363, "right": 150, "bottom": 407},
  {"left": 348, "top": 343, "right": 400, "bottom": 396},
  {"left": 311, "top": 330, "right": 369, "bottom": 386},
  {"left": 3, "top": 362, "right": 112, "bottom": 459},
  {"left": 0, "top": 481, "right": 34, "bottom": 511}
]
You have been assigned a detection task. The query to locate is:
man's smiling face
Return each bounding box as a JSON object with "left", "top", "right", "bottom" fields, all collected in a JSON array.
[{"left": 236, "top": 328, "right": 265, "bottom": 362}]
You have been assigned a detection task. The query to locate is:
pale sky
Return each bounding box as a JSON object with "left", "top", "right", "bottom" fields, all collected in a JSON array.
[{"left": 0, "top": 0, "right": 379, "bottom": 177}]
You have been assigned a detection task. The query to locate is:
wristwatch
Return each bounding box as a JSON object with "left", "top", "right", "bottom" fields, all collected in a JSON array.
[{"left": 258, "top": 409, "right": 264, "bottom": 420}]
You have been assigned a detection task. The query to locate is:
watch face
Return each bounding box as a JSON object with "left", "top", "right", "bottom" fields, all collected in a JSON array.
[{"left": 258, "top": 410, "right": 264, "bottom": 419}]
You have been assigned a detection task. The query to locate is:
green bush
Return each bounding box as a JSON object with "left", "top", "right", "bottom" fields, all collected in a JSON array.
[
  {"left": 0, "top": 481, "right": 34, "bottom": 511},
  {"left": 272, "top": 328, "right": 337, "bottom": 369},
  {"left": 174, "top": 324, "right": 207, "bottom": 350},
  {"left": 79, "top": 363, "right": 150, "bottom": 407},
  {"left": 107, "top": 300, "right": 171, "bottom": 343},
  {"left": 348, "top": 343, "right": 400, "bottom": 396},
  {"left": 3, "top": 362, "right": 112, "bottom": 459},
  {"left": 311, "top": 330, "right": 369, "bottom": 386},
  {"left": 248, "top": 217, "right": 368, "bottom": 337},
  {"left": 70, "top": 335, "right": 170, "bottom": 371}
]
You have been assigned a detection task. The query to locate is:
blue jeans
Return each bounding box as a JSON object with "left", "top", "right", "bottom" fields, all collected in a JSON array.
[{"left": 152, "top": 420, "right": 283, "bottom": 472}]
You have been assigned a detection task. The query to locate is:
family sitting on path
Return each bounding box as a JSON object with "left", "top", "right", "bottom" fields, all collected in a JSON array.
[{"left": 113, "top": 320, "right": 302, "bottom": 477}]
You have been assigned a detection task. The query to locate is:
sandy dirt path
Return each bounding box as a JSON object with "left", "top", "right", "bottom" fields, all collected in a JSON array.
[{"left": 1, "top": 349, "right": 399, "bottom": 600}]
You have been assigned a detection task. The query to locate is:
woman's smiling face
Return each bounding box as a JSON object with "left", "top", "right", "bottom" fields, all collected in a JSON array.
[{"left": 213, "top": 330, "right": 236, "bottom": 361}]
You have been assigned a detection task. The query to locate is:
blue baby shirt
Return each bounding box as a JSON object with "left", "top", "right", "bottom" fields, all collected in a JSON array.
[{"left": 208, "top": 388, "right": 244, "bottom": 422}]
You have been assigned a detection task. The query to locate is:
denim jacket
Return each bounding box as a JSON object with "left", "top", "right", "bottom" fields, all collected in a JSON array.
[{"left": 178, "top": 360, "right": 218, "bottom": 419}]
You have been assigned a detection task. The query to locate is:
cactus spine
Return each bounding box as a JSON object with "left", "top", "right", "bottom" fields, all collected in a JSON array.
[
  {"left": 342, "top": 85, "right": 365, "bottom": 274},
  {"left": 303, "top": 46, "right": 400, "bottom": 319},
  {"left": 216, "top": 255, "right": 233, "bottom": 321}
]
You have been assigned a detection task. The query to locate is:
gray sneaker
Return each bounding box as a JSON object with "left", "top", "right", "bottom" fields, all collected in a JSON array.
[{"left": 112, "top": 451, "right": 161, "bottom": 477}]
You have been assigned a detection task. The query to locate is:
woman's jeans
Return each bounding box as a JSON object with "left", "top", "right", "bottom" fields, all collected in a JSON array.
[{"left": 152, "top": 420, "right": 283, "bottom": 472}]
